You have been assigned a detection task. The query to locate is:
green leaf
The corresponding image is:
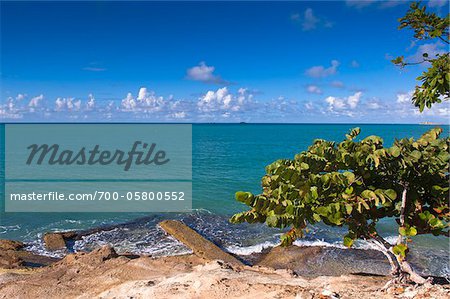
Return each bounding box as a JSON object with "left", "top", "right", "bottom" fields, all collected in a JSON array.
[
  {"left": 393, "top": 244, "right": 408, "bottom": 258},
  {"left": 410, "top": 150, "right": 422, "bottom": 160},
  {"left": 266, "top": 215, "right": 279, "bottom": 227},
  {"left": 345, "top": 127, "right": 361, "bottom": 140},
  {"left": 384, "top": 189, "right": 397, "bottom": 201},
  {"left": 300, "top": 162, "right": 309, "bottom": 170},
  {"left": 408, "top": 227, "right": 417, "bottom": 237},
  {"left": 310, "top": 186, "right": 318, "bottom": 200},
  {"left": 312, "top": 213, "right": 321, "bottom": 222},
  {"left": 235, "top": 191, "right": 253, "bottom": 204},
  {"left": 315, "top": 206, "right": 329, "bottom": 217},
  {"left": 390, "top": 146, "right": 401, "bottom": 157},
  {"left": 399, "top": 226, "right": 417, "bottom": 237},
  {"left": 343, "top": 171, "right": 355, "bottom": 184},
  {"left": 345, "top": 204, "right": 353, "bottom": 215},
  {"left": 343, "top": 235, "right": 354, "bottom": 248}
]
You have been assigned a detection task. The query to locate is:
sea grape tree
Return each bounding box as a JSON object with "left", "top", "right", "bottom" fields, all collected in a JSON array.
[
  {"left": 230, "top": 127, "right": 449, "bottom": 284},
  {"left": 392, "top": 1, "right": 449, "bottom": 111}
]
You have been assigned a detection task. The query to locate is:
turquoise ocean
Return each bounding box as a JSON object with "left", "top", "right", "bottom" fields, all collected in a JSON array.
[{"left": 0, "top": 124, "right": 449, "bottom": 276}]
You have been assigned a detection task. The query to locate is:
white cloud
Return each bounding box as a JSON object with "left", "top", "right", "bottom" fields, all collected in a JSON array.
[
  {"left": 72, "top": 99, "right": 82, "bottom": 111},
  {"left": 306, "top": 60, "right": 340, "bottom": 78},
  {"left": 410, "top": 42, "right": 446, "bottom": 62},
  {"left": 87, "top": 94, "right": 95, "bottom": 110},
  {"left": 345, "top": 0, "right": 377, "bottom": 9},
  {"left": 428, "top": 0, "right": 448, "bottom": 8},
  {"left": 348, "top": 92, "right": 361, "bottom": 109},
  {"left": 83, "top": 67, "right": 106, "bottom": 72},
  {"left": 55, "top": 98, "right": 66, "bottom": 111},
  {"left": 291, "top": 8, "right": 333, "bottom": 31},
  {"left": 394, "top": 93, "right": 450, "bottom": 120},
  {"left": 16, "top": 94, "right": 26, "bottom": 101},
  {"left": 351, "top": 60, "right": 360, "bottom": 68},
  {"left": 171, "top": 111, "right": 187, "bottom": 119},
  {"left": 305, "top": 101, "right": 314, "bottom": 110},
  {"left": 306, "top": 85, "right": 322, "bottom": 94},
  {"left": 326, "top": 96, "right": 346, "bottom": 110},
  {"left": 325, "top": 91, "right": 362, "bottom": 114},
  {"left": 121, "top": 93, "right": 136, "bottom": 111},
  {"left": 186, "top": 62, "right": 227, "bottom": 84},
  {"left": 367, "top": 99, "right": 382, "bottom": 110},
  {"left": 331, "top": 80, "right": 344, "bottom": 88},
  {"left": 3, "top": 86, "right": 448, "bottom": 123},
  {"left": 197, "top": 87, "right": 254, "bottom": 113},
  {"left": 137, "top": 87, "right": 148, "bottom": 101},
  {"left": 346, "top": 0, "right": 406, "bottom": 9},
  {"left": 302, "top": 8, "right": 320, "bottom": 31},
  {"left": 437, "top": 107, "right": 450, "bottom": 116},
  {"left": 28, "top": 94, "right": 44, "bottom": 108},
  {"left": 54, "top": 97, "right": 82, "bottom": 112},
  {"left": 397, "top": 91, "right": 413, "bottom": 104},
  {"left": 120, "top": 88, "right": 167, "bottom": 113}
]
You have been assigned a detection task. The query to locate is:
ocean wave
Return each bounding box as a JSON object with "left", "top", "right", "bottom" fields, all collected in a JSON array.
[
  {"left": 226, "top": 236, "right": 403, "bottom": 256},
  {"left": 226, "top": 241, "right": 277, "bottom": 255},
  {"left": 0, "top": 225, "right": 21, "bottom": 235}
]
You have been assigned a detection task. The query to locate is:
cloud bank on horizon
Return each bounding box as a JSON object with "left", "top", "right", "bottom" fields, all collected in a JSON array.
[
  {"left": 1, "top": 1, "right": 449, "bottom": 123},
  {"left": 2, "top": 86, "right": 448, "bottom": 123}
]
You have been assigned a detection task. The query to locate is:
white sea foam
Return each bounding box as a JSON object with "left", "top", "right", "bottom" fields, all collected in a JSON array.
[
  {"left": 0, "top": 225, "right": 21, "bottom": 235},
  {"left": 226, "top": 235, "right": 401, "bottom": 256},
  {"left": 226, "top": 241, "right": 277, "bottom": 255}
]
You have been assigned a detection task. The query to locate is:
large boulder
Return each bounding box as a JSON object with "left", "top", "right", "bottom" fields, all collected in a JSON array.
[
  {"left": 42, "top": 231, "right": 80, "bottom": 251},
  {"left": 257, "top": 245, "right": 390, "bottom": 277},
  {"left": 159, "top": 220, "right": 242, "bottom": 265},
  {"left": 0, "top": 239, "right": 24, "bottom": 251},
  {"left": 43, "top": 233, "right": 67, "bottom": 251}
]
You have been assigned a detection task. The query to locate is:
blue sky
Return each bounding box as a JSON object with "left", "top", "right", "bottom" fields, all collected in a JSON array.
[{"left": 1, "top": 0, "right": 449, "bottom": 123}]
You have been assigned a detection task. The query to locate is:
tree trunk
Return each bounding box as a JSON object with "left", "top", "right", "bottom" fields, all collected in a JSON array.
[
  {"left": 370, "top": 233, "right": 428, "bottom": 285},
  {"left": 397, "top": 185, "right": 408, "bottom": 245},
  {"left": 370, "top": 235, "right": 400, "bottom": 276}
]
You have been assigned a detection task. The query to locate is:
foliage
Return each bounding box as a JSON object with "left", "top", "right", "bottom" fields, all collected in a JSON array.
[
  {"left": 392, "top": 1, "right": 449, "bottom": 111},
  {"left": 230, "top": 127, "right": 449, "bottom": 281}
]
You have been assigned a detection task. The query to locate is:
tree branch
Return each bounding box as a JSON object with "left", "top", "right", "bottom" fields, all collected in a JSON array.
[
  {"left": 437, "top": 35, "right": 449, "bottom": 44},
  {"left": 397, "top": 184, "right": 408, "bottom": 245}
]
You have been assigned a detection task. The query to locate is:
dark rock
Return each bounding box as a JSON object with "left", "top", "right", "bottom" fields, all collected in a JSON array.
[
  {"left": 257, "top": 245, "right": 390, "bottom": 277},
  {"left": 60, "top": 232, "right": 78, "bottom": 239},
  {"left": 258, "top": 245, "right": 323, "bottom": 271},
  {"left": 0, "top": 239, "right": 24, "bottom": 251}
]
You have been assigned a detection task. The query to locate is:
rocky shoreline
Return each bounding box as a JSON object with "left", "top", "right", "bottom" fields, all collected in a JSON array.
[{"left": 0, "top": 220, "right": 449, "bottom": 298}]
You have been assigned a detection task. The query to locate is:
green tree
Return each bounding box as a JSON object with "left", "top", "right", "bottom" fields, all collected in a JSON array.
[
  {"left": 392, "top": 1, "right": 449, "bottom": 112},
  {"left": 230, "top": 127, "right": 449, "bottom": 284}
]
